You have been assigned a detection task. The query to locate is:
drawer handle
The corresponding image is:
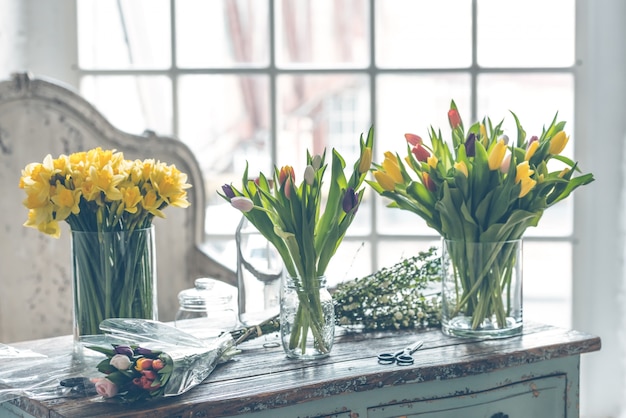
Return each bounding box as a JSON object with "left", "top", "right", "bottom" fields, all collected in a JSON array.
[{"left": 491, "top": 414, "right": 509, "bottom": 418}]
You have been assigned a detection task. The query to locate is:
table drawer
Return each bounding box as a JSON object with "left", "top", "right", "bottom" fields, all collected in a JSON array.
[{"left": 368, "top": 374, "right": 567, "bottom": 418}]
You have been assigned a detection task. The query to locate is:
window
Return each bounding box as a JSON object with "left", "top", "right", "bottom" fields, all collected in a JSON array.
[{"left": 76, "top": 0, "right": 576, "bottom": 327}]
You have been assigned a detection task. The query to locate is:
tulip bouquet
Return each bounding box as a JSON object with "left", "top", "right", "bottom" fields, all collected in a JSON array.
[
  {"left": 86, "top": 319, "right": 235, "bottom": 402},
  {"left": 219, "top": 128, "right": 374, "bottom": 357},
  {"left": 19, "top": 147, "right": 191, "bottom": 337},
  {"left": 368, "top": 101, "right": 593, "bottom": 335}
]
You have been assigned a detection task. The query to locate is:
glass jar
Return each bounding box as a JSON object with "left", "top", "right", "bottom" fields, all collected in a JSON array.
[
  {"left": 236, "top": 217, "right": 283, "bottom": 325},
  {"left": 175, "top": 278, "right": 238, "bottom": 339},
  {"left": 280, "top": 275, "right": 335, "bottom": 360}
]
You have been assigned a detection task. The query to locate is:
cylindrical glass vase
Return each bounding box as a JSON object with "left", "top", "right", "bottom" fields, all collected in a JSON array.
[
  {"left": 280, "top": 275, "right": 335, "bottom": 360},
  {"left": 441, "top": 239, "right": 523, "bottom": 339},
  {"left": 71, "top": 226, "right": 157, "bottom": 343},
  {"left": 236, "top": 217, "right": 283, "bottom": 325}
]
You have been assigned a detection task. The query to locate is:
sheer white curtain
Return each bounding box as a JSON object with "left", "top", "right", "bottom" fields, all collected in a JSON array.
[{"left": 575, "top": 0, "right": 626, "bottom": 416}]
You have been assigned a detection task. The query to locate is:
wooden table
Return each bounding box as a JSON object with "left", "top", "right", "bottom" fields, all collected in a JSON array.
[{"left": 0, "top": 322, "right": 600, "bottom": 418}]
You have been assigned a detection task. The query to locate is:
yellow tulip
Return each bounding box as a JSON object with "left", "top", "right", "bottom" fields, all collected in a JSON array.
[
  {"left": 358, "top": 147, "right": 372, "bottom": 174},
  {"left": 373, "top": 170, "right": 396, "bottom": 192},
  {"left": 488, "top": 139, "right": 507, "bottom": 170},
  {"left": 519, "top": 177, "right": 537, "bottom": 198},
  {"left": 427, "top": 155, "right": 438, "bottom": 169},
  {"left": 454, "top": 161, "right": 468, "bottom": 177},
  {"left": 515, "top": 161, "right": 536, "bottom": 197},
  {"left": 525, "top": 140, "right": 539, "bottom": 161},
  {"left": 558, "top": 167, "right": 570, "bottom": 178},
  {"left": 549, "top": 131, "right": 569, "bottom": 155},
  {"left": 514, "top": 161, "right": 534, "bottom": 184},
  {"left": 382, "top": 155, "right": 403, "bottom": 184}
]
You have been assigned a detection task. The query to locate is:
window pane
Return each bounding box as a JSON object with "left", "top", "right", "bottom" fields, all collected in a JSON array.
[
  {"left": 477, "top": 73, "right": 574, "bottom": 236},
  {"left": 176, "top": 0, "right": 269, "bottom": 68},
  {"left": 327, "top": 241, "right": 372, "bottom": 288},
  {"left": 376, "top": 74, "right": 471, "bottom": 235},
  {"left": 376, "top": 239, "right": 439, "bottom": 271},
  {"left": 276, "top": 0, "right": 369, "bottom": 67},
  {"left": 81, "top": 76, "right": 172, "bottom": 134},
  {"left": 178, "top": 74, "right": 270, "bottom": 235},
  {"left": 277, "top": 73, "right": 372, "bottom": 234},
  {"left": 524, "top": 241, "right": 571, "bottom": 328},
  {"left": 77, "top": 0, "right": 171, "bottom": 69},
  {"left": 477, "top": 0, "right": 575, "bottom": 68},
  {"left": 376, "top": 0, "right": 472, "bottom": 68}
]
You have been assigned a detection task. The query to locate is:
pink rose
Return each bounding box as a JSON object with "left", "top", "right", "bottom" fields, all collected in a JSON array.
[{"left": 95, "top": 378, "right": 118, "bottom": 398}]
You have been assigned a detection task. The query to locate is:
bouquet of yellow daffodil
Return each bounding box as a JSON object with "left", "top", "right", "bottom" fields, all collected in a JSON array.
[
  {"left": 19, "top": 147, "right": 191, "bottom": 338},
  {"left": 219, "top": 129, "right": 373, "bottom": 358},
  {"left": 368, "top": 101, "right": 593, "bottom": 337}
]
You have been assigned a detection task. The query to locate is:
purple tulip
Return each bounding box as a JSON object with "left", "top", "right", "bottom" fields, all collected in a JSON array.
[
  {"left": 114, "top": 345, "right": 133, "bottom": 357},
  {"left": 342, "top": 188, "right": 359, "bottom": 214},
  {"left": 465, "top": 133, "right": 476, "bottom": 157},
  {"left": 222, "top": 184, "right": 235, "bottom": 199},
  {"left": 134, "top": 346, "right": 153, "bottom": 356}
]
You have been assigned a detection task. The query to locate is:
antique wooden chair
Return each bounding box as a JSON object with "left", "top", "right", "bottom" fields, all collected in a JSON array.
[{"left": 0, "top": 73, "right": 236, "bottom": 342}]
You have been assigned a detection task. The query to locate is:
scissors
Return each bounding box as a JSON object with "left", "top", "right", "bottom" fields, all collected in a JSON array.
[{"left": 377, "top": 340, "right": 424, "bottom": 366}]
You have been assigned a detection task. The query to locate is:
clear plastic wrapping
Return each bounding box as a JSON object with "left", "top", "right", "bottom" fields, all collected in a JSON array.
[{"left": 0, "top": 319, "right": 236, "bottom": 403}]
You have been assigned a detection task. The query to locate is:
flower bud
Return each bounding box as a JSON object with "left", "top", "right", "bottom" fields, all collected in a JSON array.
[
  {"left": 95, "top": 378, "right": 118, "bottom": 398},
  {"left": 373, "top": 170, "right": 396, "bottom": 192},
  {"left": 411, "top": 144, "right": 430, "bottom": 162},
  {"left": 488, "top": 139, "right": 507, "bottom": 170},
  {"left": 231, "top": 196, "right": 254, "bottom": 212},
  {"left": 358, "top": 147, "right": 372, "bottom": 174},
  {"left": 549, "top": 131, "right": 569, "bottom": 155},
  {"left": 114, "top": 345, "right": 133, "bottom": 357},
  {"left": 454, "top": 161, "right": 468, "bottom": 177},
  {"left": 221, "top": 184, "right": 235, "bottom": 199},
  {"left": 342, "top": 187, "right": 359, "bottom": 214},
  {"left": 110, "top": 354, "right": 132, "bottom": 371},
  {"left": 448, "top": 108, "right": 462, "bottom": 129},
  {"left": 404, "top": 133, "right": 422, "bottom": 146},
  {"left": 465, "top": 133, "right": 476, "bottom": 157},
  {"left": 304, "top": 165, "right": 315, "bottom": 185}
]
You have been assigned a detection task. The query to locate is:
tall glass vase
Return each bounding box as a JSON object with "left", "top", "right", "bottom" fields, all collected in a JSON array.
[
  {"left": 71, "top": 226, "right": 157, "bottom": 343},
  {"left": 280, "top": 275, "right": 334, "bottom": 360},
  {"left": 441, "top": 239, "right": 522, "bottom": 339},
  {"left": 236, "top": 217, "right": 283, "bottom": 325}
]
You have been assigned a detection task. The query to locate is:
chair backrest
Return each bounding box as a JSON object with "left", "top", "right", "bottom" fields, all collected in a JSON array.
[{"left": 0, "top": 73, "right": 235, "bottom": 343}]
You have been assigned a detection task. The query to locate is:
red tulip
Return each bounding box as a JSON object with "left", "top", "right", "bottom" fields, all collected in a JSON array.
[
  {"left": 448, "top": 108, "right": 462, "bottom": 129},
  {"left": 411, "top": 144, "right": 430, "bottom": 162}
]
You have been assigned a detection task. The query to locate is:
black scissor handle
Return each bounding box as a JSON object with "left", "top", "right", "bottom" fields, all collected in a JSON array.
[
  {"left": 395, "top": 354, "right": 414, "bottom": 365},
  {"left": 377, "top": 353, "right": 396, "bottom": 364}
]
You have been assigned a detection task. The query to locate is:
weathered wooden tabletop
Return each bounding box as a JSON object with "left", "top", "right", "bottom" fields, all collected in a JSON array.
[{"left": 2, "top": 322, "right": 600, "bottom": 418}]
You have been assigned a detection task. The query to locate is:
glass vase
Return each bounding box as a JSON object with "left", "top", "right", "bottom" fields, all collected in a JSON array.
[
  {"left": 280, "top": 275, "right": 335, "bottom": 360},
  {"left": 441, "top": 239, "right": 523, "bottom": 339},
  {"left": 236, "top": 217, "right": 283, "bottom": 325},
  {"left": 71, "top": 226, "right": 157, "bottom": 343}
]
